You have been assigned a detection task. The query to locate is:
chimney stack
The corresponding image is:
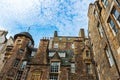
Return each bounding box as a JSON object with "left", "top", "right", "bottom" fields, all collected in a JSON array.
[
  {"left": 79, "top": 28, "right": 85, "bottom": 38},
  {"left": 54, "top": 31, "right": 58, "bottom": 37}
]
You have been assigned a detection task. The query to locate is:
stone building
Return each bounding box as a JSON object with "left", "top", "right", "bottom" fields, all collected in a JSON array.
[
  {"left": 0, "top": 30, "right": 13, "bottom": 72},
  {"left": 88, "top": 0, "right": 120, "bottom": 80},
  {"left": 0, "top": 29, "right": 96, "bottom": 80}
]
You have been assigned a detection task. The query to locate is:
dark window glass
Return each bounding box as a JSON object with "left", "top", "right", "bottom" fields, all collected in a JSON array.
[
  {"left": 108, "top": 18, "right": 118, "bottom": 34},
  {"left": 49, "top": 74, "right": 58, "bottom": 80},
  {"left": 112, "top": 8, "right": 120, "bottom": 26},
  {"left": 13, "top": 59, "right": 20, "bottom": 67},
  {"left": 50, "top": 62, "right": 60, "bottom": 73},
  {"left": 102, "top": 0, "right": 108, "bottom": 8},
  {"left": 16, "top": 71, "right": 23, "bottom": 80},
  {"left": 86, "top": 63, "right": 91, "bottom": 74},
  {"left": 86, "top": 51, "right": 90, "bottom": 57}
]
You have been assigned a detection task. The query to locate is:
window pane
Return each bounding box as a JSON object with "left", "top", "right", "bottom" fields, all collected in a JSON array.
[
  {"left": 49, "top": 74, "right": 58, "bottom": 80},
  {"left": 86, "top": 63, "right": 91, "bottom": 74},
  {"left": 86, "top": 51, "right": 90, "bottom": 57},
  {"left": 16, "top": 71, "right": 23, "bottom": 80},
  {"left": 109, "top": 18, "right": 118, "bottom": 34},
  {"left": 13, "top": 59, "right": 20, "bottom": 67},
  {"left": 98, "top": 23, "right": 104, "bottom": 37},
  {"left": 105, "top": 46, "right": 114, "bottom": 66},
  {"left": 49, "top": 52, "right": 55, "bottom": 57},
  {"left": 71, "top": 63, "right": 75, "bottom": 73},
  {"left": 102, "top": 0, "right": 108, "bottom": 8},
  {"left": 50, "top": 62, "right": 60, "bottom": 73},
  {"left": 58, "top": 52, "right": 66, "bottom": 57},
  {"left": 54, "top": 43, "right": 58, "bottom": 48},
  {"left": 21, "top": 61, "right": 27, "bottom": 70}
]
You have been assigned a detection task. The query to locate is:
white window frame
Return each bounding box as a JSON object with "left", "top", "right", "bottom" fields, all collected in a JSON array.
[
  {"left": 98, "top": 23, "right": 104, "bottom": 37},
  {"left": 21, "top": 61, "right": 27, "bottom": 70},
  {"left": 86, "top": 63, "right": 91, "bottom": 74},
  {"left": 50, "top": 62, "right": 60, "bottom": 73},
  {"left": 49, "top": 74, "right": 58, "bottom": 80},
  {"left": 102, "top": 0, "right": 109, "bottom": 8},
  {"left": 105, "top": 46, "right": 114, "bottom": 67},
  {"left": 58, "top": 52, "right": 66, "bottom": 57},
  {"left": 49, "top": 52, "right": 55, "bottom": 57},
  {"left": 71, "top": 63, "right": 75, "bottom": 73},
  {"left": 112, "top": 7, "right": 120, "bottom": 27},
  {"left": 71, "top": 43, "right": 74, "bottom": 49},
  {"left": 54, "top": 43, "right": 58, "bottom": 48},
  {"left": 108, "top": 18, "right": 118, "bottom": 36}
]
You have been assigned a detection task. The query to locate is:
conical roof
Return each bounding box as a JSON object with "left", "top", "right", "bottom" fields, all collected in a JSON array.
[{"left": 14, "top": 32, "right": 34, "bottom": 44}]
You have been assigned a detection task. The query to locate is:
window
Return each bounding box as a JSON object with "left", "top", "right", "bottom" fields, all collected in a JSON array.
[
  {"left": 17, "top": 40, "right": 22, "bottom": 44},
  {"left": 16, "top": 71, "right": 23, "bottom": 80},
  {"left": 108, "top": 17, "right": 118, "bottom": 35},
  {"left": 49, "top": 52, "right": 55, "bottom": 57},
  {"left": 31, "top": 51, "right": 36, "bottom": 56},
  {"left": 94, "top": 10, "right": 98, "bottom": 17},
  {"left": 50, "top": 62, "right": 60, "bottom": 73},
  {"left": 67, "top": 38, "right": 70, "bottom": 40},
  {"left": 58, "top": 52, "right": 66, "bottom": 57},
  {"left": 98, "top": 23, "right": 104, "bottom": 37},
  {"left": 86, "top": 63, "right": 91, "bottom": 74},
  {"left": 31, "top": 71, "right": 42, "bottom": 80},
  {"left": 71, "top": 43, "right": 74, "bottom": 49},
  {"left": 12, "top": 59, "right": 20, "bottom": 67},
  {"left": 86, "top": 51, "right": 90, "bottom": 57},
  {"left": 112, "top": 7, "right": 120, "bottom": 26},
  {"left": 116, "top": 0, "right": 120, "bottom": 7},
  {"left": 105, "top": 46, "right": 114, "bottom": 66},
  {"left": 71, "top": 63, "right": 75, "bottom": 73},
  {"left": 102, "top": 0, "right": 108, "bottom": 8},
  {"left": 49, "top": 74, "right": 58, "bottom": 80},
  {"left": 28, "top": 41, "right": 32, "bottom": 47},
  {"left": 59, "top": 38, "right": 62, "bottom": 41},
  {"left": 18, "top": 49, "right": 24, "bottom": 54},
  {"left": 54, "top": 43, "right": 58, "bottom": 48},
  {"left": 21, "top": 61, "right": 27, "bottom": 70},
  {"left": 0, "top": 35, "right": 5, "bottom": 44}
]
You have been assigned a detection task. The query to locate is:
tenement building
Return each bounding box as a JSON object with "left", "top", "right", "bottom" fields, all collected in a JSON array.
[
  {"left": 88, "top": 0, "right": 120, "bottom": 80},
  {"left": 0, "top": 30, "right": 13, "bottom": 72},
  {"left": 0, "top": 29, "right": 96, "bottom": 80}
]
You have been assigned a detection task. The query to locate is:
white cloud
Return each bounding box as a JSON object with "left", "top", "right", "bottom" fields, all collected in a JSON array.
[{"left": 0, "top": 0, "right": 95, "bottom": 46}]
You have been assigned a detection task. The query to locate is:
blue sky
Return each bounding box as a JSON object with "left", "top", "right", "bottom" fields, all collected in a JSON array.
[{"left": 0, "top": 0, "right": 95, "bottom": 47}]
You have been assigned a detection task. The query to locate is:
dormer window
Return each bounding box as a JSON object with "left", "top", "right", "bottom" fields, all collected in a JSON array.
[
  {"left": 58, "top": 52, "right": 66, "bottom": 57},
  {"left": 49, "top": 52, "right": 55, "bottom": 57}
]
